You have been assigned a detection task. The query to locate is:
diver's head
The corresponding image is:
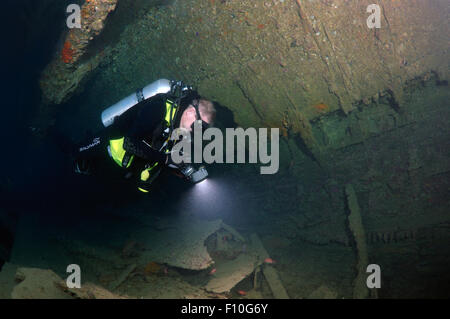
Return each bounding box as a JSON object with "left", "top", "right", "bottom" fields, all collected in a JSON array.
[{"left": 179, "top": 99, "right": 216, "bottom": 132}]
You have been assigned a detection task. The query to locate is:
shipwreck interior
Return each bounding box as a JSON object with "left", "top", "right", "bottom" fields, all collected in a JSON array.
[{"left": 0, "top": 0, "right": 449, "bottom": 299}]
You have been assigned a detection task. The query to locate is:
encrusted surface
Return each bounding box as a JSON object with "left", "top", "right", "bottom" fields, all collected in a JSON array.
[
  {"left": 135, "top": 218, "right": 227, "bottom": 270},
  {"left": 39, "top": 0, "right": 117, "bottom": 105}
]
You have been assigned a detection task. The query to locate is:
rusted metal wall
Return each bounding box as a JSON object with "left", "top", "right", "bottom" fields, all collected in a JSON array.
[
  {"left": 39, "top": 0, "right": 118, "bottom": 107},
  {"left": 42, "top": 0, "right": 448, "bottom": 156},
  {"left": 161, "top": 0, "right": 448, "bottom": 159}
]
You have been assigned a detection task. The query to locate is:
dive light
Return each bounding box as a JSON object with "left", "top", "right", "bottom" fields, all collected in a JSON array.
[
  {"left": 190, "top": 166, "right": 208, "bottom": 184},
  {"left": 179, "top": 164, "right": 208, "bottom": 184}
]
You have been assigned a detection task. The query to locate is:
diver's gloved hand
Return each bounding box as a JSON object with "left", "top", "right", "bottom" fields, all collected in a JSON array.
[
  {"left": 178, "top": 164, "right": 196, "bottom": 179},
  {"left": 166, "top": 157, "right": 194, "bottom": 179},
  {"left": 165, "top": 152, "right": 207, "bottom": 182},
  {"left": 174, "top": 163, "right": 208, "bottom": 183},
  {"left": 165, "top": 151, "right": 185, "bottom": 167}
]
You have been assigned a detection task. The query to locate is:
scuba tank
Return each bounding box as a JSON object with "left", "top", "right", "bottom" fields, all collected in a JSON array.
[{"left": 101, "top": 79, "right": 172, "bottom": 127}]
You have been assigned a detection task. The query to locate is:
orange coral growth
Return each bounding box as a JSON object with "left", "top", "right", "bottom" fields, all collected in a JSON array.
[
  {"left": 61, "top": 41, "right": 75, "bottom": 64},
  {"left": 144, "top": 261, "right": 161, "bottom": 274},
  {"left": 313, "top": 103, "right": 329, "bottom": 112}
]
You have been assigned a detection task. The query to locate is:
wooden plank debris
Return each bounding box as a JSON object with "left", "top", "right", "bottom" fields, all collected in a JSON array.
[{"left": 250, "top": 234, "right": 289, "bottom": 299}]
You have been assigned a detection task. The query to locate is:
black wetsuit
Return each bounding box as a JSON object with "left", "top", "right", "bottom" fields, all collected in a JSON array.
[{"left": 76, "top": 93, "right": 182, "bottom": 173}]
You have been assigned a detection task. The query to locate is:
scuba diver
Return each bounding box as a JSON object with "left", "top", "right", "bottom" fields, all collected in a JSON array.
[{"left": 73, "top": 79, "right": 215, "bottom": 193}]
